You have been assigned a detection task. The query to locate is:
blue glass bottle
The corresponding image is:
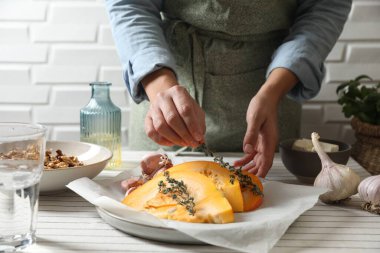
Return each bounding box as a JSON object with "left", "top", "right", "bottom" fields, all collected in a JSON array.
[{"left": 80, "top": 82, "right": 121, "bottom": 169}]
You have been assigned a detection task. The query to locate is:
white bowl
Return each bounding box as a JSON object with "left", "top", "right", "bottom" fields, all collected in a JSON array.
[{"left": 40, "top": 141, "right": 112, "bottom": 193}]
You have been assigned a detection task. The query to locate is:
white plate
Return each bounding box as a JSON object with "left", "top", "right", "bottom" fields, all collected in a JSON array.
[
  {"left": 40, "top": 141, "right": 112, "bottom": 193},
  {"left": 96, "top": 207, "right": 205, "bottom": 244}
]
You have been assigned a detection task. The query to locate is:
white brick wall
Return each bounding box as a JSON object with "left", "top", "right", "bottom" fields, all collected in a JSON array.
[
  {"left": 0, "top": 0, "right": 128, "bottom": 144},
  {"left": 0, "top": 0, "right": 378, "bottom": 147},
  {"left": 301, "top": 0, "right": 380, "bottom": 144},
  {"left": 0, "top": 0, "right": 47, "bottom": 21},
  {"left": 31, "top": 24, "right": 97, "bottom": 42}
]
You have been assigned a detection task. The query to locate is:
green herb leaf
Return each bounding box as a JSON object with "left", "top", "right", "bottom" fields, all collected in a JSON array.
[
  {"left": 200, "top": 145, "right": 263, "bottom": 196},
  {"left": 336, "top": 75, "right": 380, "bottom": 125},
  {"left": 355, "top": 75, "right": 372, "bottom": 82},
  {"left": 158, "top": 171, "right": 196, "bottom": 215}
]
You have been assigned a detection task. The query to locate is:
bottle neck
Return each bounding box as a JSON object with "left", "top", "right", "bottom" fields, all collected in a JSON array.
[{"left": 90, "top": 82, "right": 111, "bottom": 102}]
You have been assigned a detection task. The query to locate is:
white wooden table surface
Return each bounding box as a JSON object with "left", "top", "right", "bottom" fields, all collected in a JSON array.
[{"left": 25, "top": 152, "right": 379, "bottom": 253}]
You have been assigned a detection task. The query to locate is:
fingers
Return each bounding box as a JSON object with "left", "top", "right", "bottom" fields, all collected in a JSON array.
[
  {"left": 172, "top": 88, "right": 205, "bottom": 143},
  {"left": 151, "top": 106, "right": 192, "bottom": 147},
  {"left": 238, "top": 120, "right": 277, "bottom": 178},
  {"left": 251, "top": 127, "right": 277, "bottom": 178},
  {"left": 240, "top": 93, "right": 279, "bottom": 177},
  {"left": 255, "top": 157, "right": 272, "bottom": 178},
  {"left": 237, "top": 153, "right": 268, "bottom": 178},
  {"left": 146, "top": 86, "right": 205, "bottom": 147},
  {"left": 257, "top": 127, "right": 277, "bottom": 178},
  {"left": 247, "top": 155, "right": 264, "bottom": 177},
  {"left": 233, "top": 153, "right": 255, "bottom": 167},
  {"left": 245, "top": 154, "right": 269, "bottom": 178},
  {"left": 144, "top": 112, "right": 175, "bottom": 146},
  {"left": 247, "top": 167, "right": 259, "bottom": 176},
  {"left": 242, "top": 160, "right": 256, "bottom": 171},
  {"left": 243, "top": 114, "right": 262, "bottom": 155},
  {"left": 156, "top": 95, "right": 197, "bottom": 146}
]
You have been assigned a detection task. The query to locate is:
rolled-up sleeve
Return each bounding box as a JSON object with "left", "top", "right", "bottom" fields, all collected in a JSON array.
[
  {"left": 266, "top": 0, "right": 352, "bottom": 102},
  {"left": 105, "top": 0, "right": 177, "bottom": 103}
]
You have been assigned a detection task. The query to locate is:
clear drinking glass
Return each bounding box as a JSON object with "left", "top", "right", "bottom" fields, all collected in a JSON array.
[
  {"left": 0, "top": 123, "right": 46, "bottom": 252},
  {"left": 80, "top": 82, "right": 122, "bottom": 169}
]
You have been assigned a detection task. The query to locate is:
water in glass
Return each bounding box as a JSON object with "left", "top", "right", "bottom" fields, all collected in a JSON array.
[{"left": 0, "top": 123, "right": 46, "bottom": 252}]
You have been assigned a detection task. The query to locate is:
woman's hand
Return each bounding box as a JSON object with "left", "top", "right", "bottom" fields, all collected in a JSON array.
[
  {"left": 142, "top": 68, "right": 205, "bottom": 147},
  {"left": 234, "top": 68, "right": 299, "bottom": 177},
  {"left": 145, "top": 85, "right": 205, "bottom": 147},
  {"left": 234, "top": 92, "right": 278, "bottom": 178}
]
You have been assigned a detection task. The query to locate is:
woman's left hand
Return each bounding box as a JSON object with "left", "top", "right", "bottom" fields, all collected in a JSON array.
[
  {"left": 233, "top": 91, "right": 278, "bottom": 178},
  {"left": 234, "top": 68, "right": 299, "bottom": 178}
]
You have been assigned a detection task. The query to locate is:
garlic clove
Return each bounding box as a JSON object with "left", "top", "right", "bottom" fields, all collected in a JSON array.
[
  {"left": 311, "top": 132, "right": 361, "bottom": 203},
  {"left": 141, "top": 153, "right": 162, "bottom": 176},
  {"left": 358, "top": 175, "right": 380, "bottom": 214}
]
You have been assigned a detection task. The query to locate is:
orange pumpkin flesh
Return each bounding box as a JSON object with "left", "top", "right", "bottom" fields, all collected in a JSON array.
[
  {"left": 241, "top": 171, "right": 264, "bottom": 211},
  {"left": 168, "top": 161, "right": 245, "bottom": 212},
  {"left": 122, "top": 161, "right": 264, "bottom": 223},
  {"left": 122, "top": 170, "right": 234, "bottom": 224},
  {"left": 167, "top": 161, "right": 263, "bottom": 212}
]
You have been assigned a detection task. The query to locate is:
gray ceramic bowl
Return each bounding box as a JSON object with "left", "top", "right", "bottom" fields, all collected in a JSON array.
[{"left": 279, "top": 138, "right": 351, "bottom": 184}]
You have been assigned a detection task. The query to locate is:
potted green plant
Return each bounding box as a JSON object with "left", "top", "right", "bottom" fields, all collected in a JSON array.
[{"left": 336, "top": 75, "right": 380, "bottom": 174}]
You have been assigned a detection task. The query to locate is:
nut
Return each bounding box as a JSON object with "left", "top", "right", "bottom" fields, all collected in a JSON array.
[
  {"left": 0, "top": 145, "right": 84, "bottom": 170},
  {"left": 44, "top": 149, "right": 84, "bottom": 170}
]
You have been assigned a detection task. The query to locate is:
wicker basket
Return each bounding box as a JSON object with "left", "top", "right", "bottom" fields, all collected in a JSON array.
[{"left": 351, "top": 117, "right": 380, "bottom": 175}]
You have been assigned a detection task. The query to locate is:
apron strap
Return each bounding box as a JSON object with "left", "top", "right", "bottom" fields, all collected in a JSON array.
[
  {"left": 166, "top": 20, "right": 206, "bottom": 107},
  {"left": 189, "top": 27, "right": 205, "bottom": 107}
]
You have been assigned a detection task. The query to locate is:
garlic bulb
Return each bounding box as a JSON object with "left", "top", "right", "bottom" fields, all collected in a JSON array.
[
  {"left": 358, "top": 175, "right": 380, "bottom": 214},
  {"left": 311, "top": 132, "right": 361, "bottom": 203}
]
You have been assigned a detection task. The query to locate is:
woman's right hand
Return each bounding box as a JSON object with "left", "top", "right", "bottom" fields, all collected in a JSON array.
[{"left": 142, "top": 68, "right": 205, "bottom": 147}]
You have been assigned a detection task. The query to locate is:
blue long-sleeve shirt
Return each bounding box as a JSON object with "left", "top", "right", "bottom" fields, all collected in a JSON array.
[{"left": 105, "top": 0, "right": 352, "bottom": 104}]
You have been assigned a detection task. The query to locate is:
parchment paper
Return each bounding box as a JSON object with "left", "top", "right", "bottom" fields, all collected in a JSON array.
[{"left": 67, "top": 156, "right": 326, "bottom": 253}]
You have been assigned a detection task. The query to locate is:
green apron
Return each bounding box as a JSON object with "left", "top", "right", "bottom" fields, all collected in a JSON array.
[{"left": 129, "top": 0, "right": 301, "bottom": 152}]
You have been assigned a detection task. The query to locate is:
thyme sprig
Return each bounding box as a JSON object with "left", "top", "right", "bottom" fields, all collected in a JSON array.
[
  {"left": 200, "top": 143, "right": 214, "bottom": 157},
  {"left": 201, "top": 144, "right": 263, "bottom": 196},
  {"left": 158, "top": 171, "right": 196, "bottom": 215}
]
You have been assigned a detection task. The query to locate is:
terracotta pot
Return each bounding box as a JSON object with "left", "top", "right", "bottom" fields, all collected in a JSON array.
[{"left": 351, "top": 117, "right": 380, "bottom": 175}]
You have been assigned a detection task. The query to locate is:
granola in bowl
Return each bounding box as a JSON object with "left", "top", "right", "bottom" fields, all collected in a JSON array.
[
  {"left": 0, "top": 145, "right": 85, "bottom": 170},
  {"left": 40, "top": 141, "right": 112, "bottom": 192},
  {"left": 44, "top": 149, "right": 84, "bottom": 170}
]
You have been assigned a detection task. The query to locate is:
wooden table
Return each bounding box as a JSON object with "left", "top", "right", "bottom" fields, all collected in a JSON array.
[{"left": 25, "top": 152, "right": 379, "bottom": 253}]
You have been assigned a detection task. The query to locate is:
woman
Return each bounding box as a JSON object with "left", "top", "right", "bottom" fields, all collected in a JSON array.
[{"left": 105, "top": 0, "right": 352, "bottom": 177}]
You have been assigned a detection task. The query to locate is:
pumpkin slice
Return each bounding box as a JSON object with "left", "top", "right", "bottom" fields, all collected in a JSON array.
[
  {"left": 122, "top": 170, "right": 234, "bottom": 224},
  {"left": 240, "top": 171, "right": 264, "bottom": 211},
  {"left": 168, "top": 161, "right": 244, "bottom": 212},
  {"left": 167, "top": 161, "right": 263, "bottom": 212}
]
